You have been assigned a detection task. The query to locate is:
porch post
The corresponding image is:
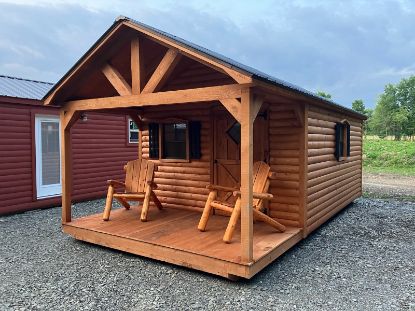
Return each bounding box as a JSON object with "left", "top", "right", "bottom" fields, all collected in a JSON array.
[
  {"left": 240, "top": 88, "right": 254, "bottom": 262},
  {"left": 60, "top": 109, "right": 79, "bottom": 224}
]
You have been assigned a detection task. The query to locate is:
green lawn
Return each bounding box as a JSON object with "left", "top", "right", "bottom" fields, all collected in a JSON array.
[{"left": 363, "top": 138, "right": 415, "bottom": 175}]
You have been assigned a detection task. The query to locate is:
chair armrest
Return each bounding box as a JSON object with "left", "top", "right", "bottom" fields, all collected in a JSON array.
[
  {"left": 232, "top": 190, "right": 273, "bottom": 200},
  {"left": 146, "top": 180, "right": 158, "bottom": 189},
  {"left": 206, "top": 184, "right": 239, "bottom": 192},
  {"left": 107, "top": 180, "right": 125, "bottom": 188}
]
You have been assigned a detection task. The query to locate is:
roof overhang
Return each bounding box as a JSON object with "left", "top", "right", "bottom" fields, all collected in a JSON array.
[{"left": 43, "top": 16, "right": 367, "bottom": 121}]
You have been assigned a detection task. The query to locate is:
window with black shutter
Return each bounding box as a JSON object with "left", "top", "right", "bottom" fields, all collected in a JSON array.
[
  {"left": 189, "top": 121, "right": 201, "bottom": 159},
  {"left": 148, "top": 123, "right": 159, "bottom": 159},
  {"left": 147, "top": 120, "right": 202, "bottom": 161},
  {"left": 162, "top": 122, "right": 188, "bottom": 160},
  {"left": 334, "top": 120, "right": 351, "bottom": 161}
]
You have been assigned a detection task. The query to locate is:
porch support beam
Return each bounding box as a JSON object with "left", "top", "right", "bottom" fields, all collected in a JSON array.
[
  {"left": 63, "top": 83, "right": 251, "bottom": 112},
  {"left": 240, "top": 88, "right": 263, "bottom": 263},
  {"left": 102, "top": 63, "right": 132, "bottom": 96},
  {"left": 131, "top": 37, "right": 144, "bottom": 95},
  {"left": 219, "top": 98, "right": 241, "bottom": 123},
  {"left": 141, "top": 48, "right": 181, "bottom": 94},
  {"left": 60, "top": 109, "right": 80, "bottom": 224}
]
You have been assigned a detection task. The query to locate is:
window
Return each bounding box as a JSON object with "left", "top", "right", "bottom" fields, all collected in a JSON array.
[
  {"left": 128, "top": 118, "right": 139, "bottom": 143},
  {"left": 162, "top": 123, "right": 188, "bottom": 159},
  {"left": 335, "top": 120, "right": 350, "bottom": 161},
  {"left": 148, "top": 121, "right": 202, "bottom": 161}
]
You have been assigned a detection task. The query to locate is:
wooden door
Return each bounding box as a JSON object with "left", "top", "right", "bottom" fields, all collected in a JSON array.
[{"left": 213, "top": 109, "right": 268, "bottom": 203}]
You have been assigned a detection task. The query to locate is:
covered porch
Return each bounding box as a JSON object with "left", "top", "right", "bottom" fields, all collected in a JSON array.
[{"left": 45, "top": 18, "right": 306, "bottom": 279}]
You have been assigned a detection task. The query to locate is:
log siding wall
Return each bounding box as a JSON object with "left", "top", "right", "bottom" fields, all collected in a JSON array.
[
  {"left": 0, "top": 100, "right": 136, "bottom": 215},
  {"left": 305, "top": 105, "right": 363, "bottom": 234},
  {"left": 141, "top": 104, "right": 211, "bottom": 212},
  {"left": 267, "top": 104, "right": 302, "bottom": 227}
]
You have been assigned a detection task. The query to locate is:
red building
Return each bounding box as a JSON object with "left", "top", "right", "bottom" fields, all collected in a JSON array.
[{"left": 0, "top": 75, "right": 138, "bottom": 215}]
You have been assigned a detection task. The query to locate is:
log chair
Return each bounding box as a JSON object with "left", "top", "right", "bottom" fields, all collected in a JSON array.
[
  {"left": 198, "top": 161, "right": 286, "bottom": 243},
  {"left": 102, "top": 158, "right": 163, "bottom": 221}
]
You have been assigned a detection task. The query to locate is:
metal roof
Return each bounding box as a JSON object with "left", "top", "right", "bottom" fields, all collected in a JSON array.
[
  {"left": 0, "top": 75, "right": 53, "bottom": 100},
  {"left": 43, "top": 16, "right": 366, "bottom": 119},
  {"left": 117, "top": 16, "right": 365, "bottom": 119}
]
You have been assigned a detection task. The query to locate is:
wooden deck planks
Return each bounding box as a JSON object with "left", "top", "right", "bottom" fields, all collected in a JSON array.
[{"left": 65, "top": 206, "right": 301, "bottom": 277}]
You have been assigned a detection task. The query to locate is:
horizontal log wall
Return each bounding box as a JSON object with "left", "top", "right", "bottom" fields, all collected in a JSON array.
[
  {"left": 0, "top": 101, "right": 136, "bottom": 215},
  {"left": 305, "top": 105, "right": 363, "bottom": 234},
  {"left": 141, "top": 104, "right": 211, "bottom": 212},
  {"left": 267, "top": 104, "right": 302, "bottom": 227}
]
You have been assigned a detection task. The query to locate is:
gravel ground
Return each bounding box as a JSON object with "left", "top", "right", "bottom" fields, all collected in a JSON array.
[{"left": 0, "top": 198, "right": 414, "bottom": 310}]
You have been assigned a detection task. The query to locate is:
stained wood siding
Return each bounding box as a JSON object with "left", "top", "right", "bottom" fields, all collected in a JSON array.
[
  {"left": 267, "top": 104, "right": 302, "bottom": 227},
  {"left": 0, "top": 101, "right": 137, "bottom": 215},
  {"left": 306, "top": 105, "right": 363, "bottom": 234},
  {"left": 141, "top": 104, "right": 211, "bottom": 212}
]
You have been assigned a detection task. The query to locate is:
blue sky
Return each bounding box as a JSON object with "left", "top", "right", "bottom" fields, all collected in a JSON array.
[{"left": 1, "top": 0, "right": 414, "bottom": 108}]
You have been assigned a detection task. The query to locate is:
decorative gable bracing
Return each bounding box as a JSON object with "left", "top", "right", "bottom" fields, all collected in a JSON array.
[{"left": 44, "top": 20, "right": 251, "bottom": 106}]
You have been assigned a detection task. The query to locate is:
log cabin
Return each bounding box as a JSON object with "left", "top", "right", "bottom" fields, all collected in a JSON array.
[
  {"left": 0, "top": 75, "right": 138, "bottom": 215},
  {"left": 43, "top": 16, "right": 366, "bottom": 279}
]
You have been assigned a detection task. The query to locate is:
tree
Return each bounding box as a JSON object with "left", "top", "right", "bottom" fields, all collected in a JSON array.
[
  {"left": 352, "top": 99, "right": 365, "bottom": 114},
  {"left": 370, "top": 76, "right": 415, "bottom": 140},
  {"left": 352, "top": 99, "right": 372, "bottom": 135},
  {"left": 316, "top": 90, "right": 332, "bottom": 99}
]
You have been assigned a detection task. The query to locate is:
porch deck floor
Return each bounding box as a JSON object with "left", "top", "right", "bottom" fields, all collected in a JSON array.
[{"left": 64, "top": 206, "right": 302, "bottom": 278}]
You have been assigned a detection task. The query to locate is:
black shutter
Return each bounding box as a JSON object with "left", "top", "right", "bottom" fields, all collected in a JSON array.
[
  {"left": 149, "top": 123, "right": 159, "bottom": 158},
  {"left": 334, "top": 122, "right": 341, "bottom": 161},
  {"left": 346, "top": 123, "right": 351, "bottom": 157},
  {"left": 189, "top": 121, "right": 201, "bottom": 159}
]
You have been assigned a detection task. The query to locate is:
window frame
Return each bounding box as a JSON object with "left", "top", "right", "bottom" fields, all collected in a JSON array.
[
  {"left": 159, "top": 121, "right": 190, "bottom": 163},
  {"left": 128, "top": 117, "right": 139, "bottom": 144},
  {"left": 335, "top": 120, "right": 350, "bottom": 162}
]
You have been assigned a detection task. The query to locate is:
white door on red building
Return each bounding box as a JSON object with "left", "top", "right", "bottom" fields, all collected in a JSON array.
[{"left": 35, "top": 115, "right": 61, "bottom": 198}]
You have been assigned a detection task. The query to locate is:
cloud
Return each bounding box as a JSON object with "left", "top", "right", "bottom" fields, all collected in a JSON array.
[{"left": 0, "top": 0, "right": 414, "bottom": 108}]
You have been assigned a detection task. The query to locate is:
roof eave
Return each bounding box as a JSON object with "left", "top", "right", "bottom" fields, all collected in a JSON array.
[{"left": 252, "top": 75, "right": 367, "bottom": 120}]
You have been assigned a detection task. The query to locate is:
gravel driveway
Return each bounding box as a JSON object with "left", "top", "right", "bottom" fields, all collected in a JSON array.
[{"left": 0, "top": 198, "right": 414, "bottom": 310}]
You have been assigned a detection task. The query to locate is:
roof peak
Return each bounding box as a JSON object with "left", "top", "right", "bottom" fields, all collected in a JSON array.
[{"left": 0, "top": 74, "right": 54, "bottom": 86}]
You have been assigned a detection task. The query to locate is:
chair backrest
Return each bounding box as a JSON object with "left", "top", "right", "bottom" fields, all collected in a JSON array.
[
  {"left": 252, "top": 161, "right": 271, "bottom": 208},
  {"left": 124, "top": 158, "right": 155, "bottom": 193}
]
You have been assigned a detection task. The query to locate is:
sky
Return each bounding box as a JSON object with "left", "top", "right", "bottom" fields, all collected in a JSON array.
[{"left": 0, "top": 0, "right": 415, "bottom": 108}]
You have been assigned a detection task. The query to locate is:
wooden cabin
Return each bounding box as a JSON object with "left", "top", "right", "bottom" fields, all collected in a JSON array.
[
  {"left": 0, "top": 75, "right": 138, "bottom": 215},
  {"left": 43, "top": 16, "right": 366, "bottom": 279}
]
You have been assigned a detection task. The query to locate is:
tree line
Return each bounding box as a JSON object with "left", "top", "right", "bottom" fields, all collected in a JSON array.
[{"left": 318, "top": 75, "right": 415, "bottom": 140}]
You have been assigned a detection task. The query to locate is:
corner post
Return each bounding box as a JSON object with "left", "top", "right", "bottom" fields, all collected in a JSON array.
[
  {"left": 60, "top": 109, "right": 79, "bottom": 224},
  {"left": 240, "top": 88, "right": 254, "bottom": 262}
]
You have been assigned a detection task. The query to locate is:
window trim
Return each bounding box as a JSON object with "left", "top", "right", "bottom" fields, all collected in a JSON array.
[
  {"left": 335, "top": 119, "right": 350, "bottom": 162},
  {"left": 127, "top": 117, "right": 139, "bottom": 144},
  {"left": 159, "top": 121, "right": 190, "bottom": 163}
]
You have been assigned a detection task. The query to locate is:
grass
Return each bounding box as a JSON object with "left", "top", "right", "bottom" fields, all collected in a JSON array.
[{"left": 363, "top": 138, "right": 415, "bottom": 175}]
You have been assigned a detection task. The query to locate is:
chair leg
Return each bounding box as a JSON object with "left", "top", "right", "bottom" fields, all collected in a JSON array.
[
  {"left": 115, "top": 197, "right": 131, "bottom": 210},
  {"left": 223, "top": 199, "right": 241, "bottom": 243},
  {"left": 253, "top": 209, "right": 286, "bottom": 232},
  {"left": 103, "top": 185, "right": 114, "bottom": 221},
  {"left": 198, "top": 190, "right": 217, "bottom": 231},
  {"left": 140, "top": 186, "right": 152, "bottom": 222},
  {"left": 151, "top": 191, "right": 163, "bottom": 210}
]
